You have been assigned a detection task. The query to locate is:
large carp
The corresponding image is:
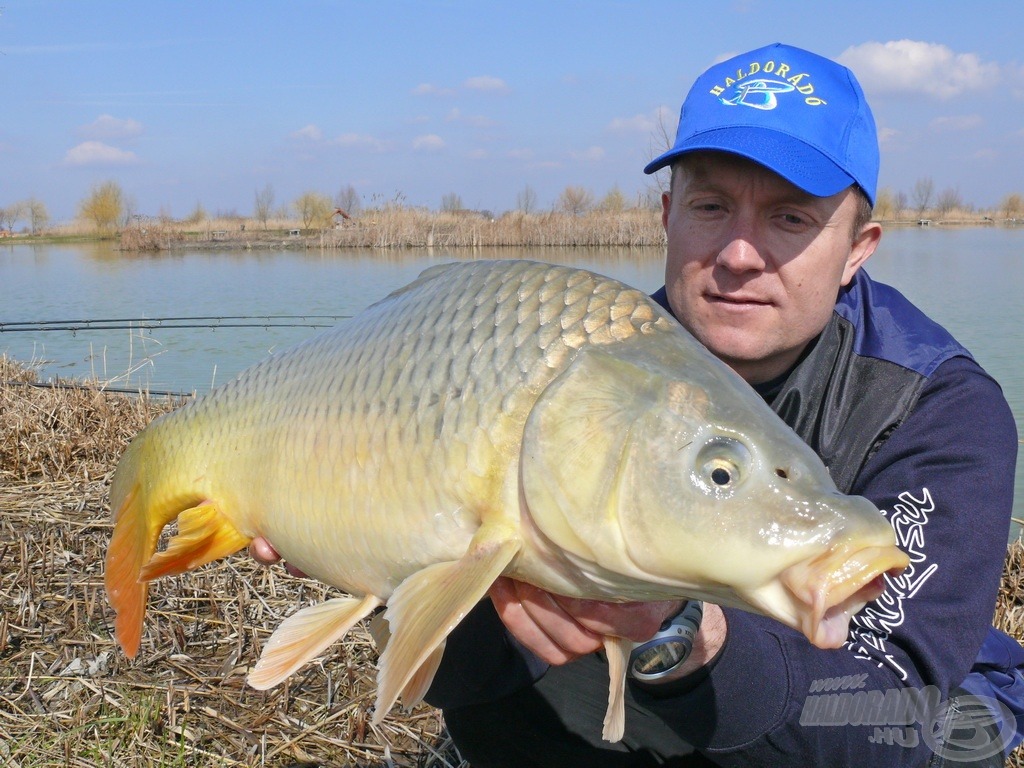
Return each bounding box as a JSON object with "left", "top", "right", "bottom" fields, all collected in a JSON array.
[{"left": 105, "top": 259, "right": 908, "bottom": 741}]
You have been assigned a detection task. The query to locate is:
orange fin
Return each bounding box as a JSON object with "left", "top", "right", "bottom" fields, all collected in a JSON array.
[
  {"left": 105, "top": 484, "right": 150, "bottom": 659},
  {"left": 139, "top": 502, "right": 251, "bottom": 582},
  {"left": 248, "top": 595, "right": 383, "bottom": 690}
]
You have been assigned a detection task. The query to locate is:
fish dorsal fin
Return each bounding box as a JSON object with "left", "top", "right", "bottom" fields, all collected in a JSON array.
[
  {"left": 248, "top": 594, "right": 383, "bottom": 690},
  {"left": 373, "top": 524, "right": 520, "bottom": 724},
  {"left": 601, "top": 636, "right": 633, "bottom": 742},
  {"left": 138, "top": 502, "right": 251, "bottom": 582}
]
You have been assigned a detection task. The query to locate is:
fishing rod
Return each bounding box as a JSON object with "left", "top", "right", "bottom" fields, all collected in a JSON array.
[{"left": 0, "top": 314, "right": 351, "bottom": 333}]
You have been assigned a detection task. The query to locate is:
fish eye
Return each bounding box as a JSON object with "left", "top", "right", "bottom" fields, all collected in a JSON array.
[{"left": 694, "top": 437, "right": 751, "bottom": 494}]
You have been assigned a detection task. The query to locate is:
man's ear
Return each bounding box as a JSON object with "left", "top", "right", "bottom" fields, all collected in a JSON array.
[
  {"left": 842, "top": 221, "right": 882, "bottom": 286},
  {"left": 661, "top": 191, "right": 672, "bottom": 230}
]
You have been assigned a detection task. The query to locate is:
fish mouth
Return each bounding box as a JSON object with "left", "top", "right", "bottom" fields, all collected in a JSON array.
[{"left": 781, "top": 545, "right": 910, "bottom": 649}]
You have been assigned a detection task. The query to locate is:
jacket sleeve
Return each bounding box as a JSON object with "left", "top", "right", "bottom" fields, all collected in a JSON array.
[{"left": 631, "top": 356, "right": 1019, "bottom": 766}]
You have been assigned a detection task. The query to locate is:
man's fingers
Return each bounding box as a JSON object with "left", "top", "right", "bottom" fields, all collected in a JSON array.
[
  {"left": 248, "top": 537, "right": 281, "bottom": 565},
  {"left": 489, "top": 578, "right": 603, "bottom": 664},
  {"left": 248, "top": 537, "right": 308, "bottom": 577}
]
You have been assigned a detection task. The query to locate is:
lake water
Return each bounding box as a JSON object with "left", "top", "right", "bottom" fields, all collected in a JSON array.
[{"left": 2, "top": 230, "right": 1022, "bottom": 527}]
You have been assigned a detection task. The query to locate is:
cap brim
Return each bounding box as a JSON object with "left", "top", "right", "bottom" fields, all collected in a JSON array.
[{"left": 643, "top": 126, "right": 858, "bottom": 200}]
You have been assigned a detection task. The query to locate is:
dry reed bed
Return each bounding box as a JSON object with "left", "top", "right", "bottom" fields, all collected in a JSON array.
[
  {"left": 2, "top": 354, "right": 1023, "bottom": 766},
  {"left": 118, "top": 209, "right": 667, "bottom": 251},
  {"left": 0, "top": 356, "right": 462, "bottom": 767}
]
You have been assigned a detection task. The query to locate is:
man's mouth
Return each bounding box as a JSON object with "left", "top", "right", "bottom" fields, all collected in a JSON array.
[{"left": 707, "top": 292, "right": 772, "bottom": 307}]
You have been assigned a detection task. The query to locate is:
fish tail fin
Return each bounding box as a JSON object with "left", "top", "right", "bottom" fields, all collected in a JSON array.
[
  {"left": 104, "top": 431, "right": 250, "bottom": 659},
  {"left": 105, "top": 482, "right": 152, "bottom": 659}
]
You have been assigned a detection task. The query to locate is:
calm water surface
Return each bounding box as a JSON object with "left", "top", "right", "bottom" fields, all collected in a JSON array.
[{"left": 2, "top": 230, "right": 1021, "bottom": 524}]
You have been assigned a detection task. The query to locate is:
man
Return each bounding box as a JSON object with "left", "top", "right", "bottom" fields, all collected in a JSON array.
[{"left": 253, "top": 43, "right": 1020, "bottom": 766}]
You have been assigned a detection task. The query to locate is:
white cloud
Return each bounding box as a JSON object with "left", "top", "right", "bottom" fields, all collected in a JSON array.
[
  {"left": 507, "top": 148, "right": 535, "bottom": 161},
  {"left": 463, "top": 75, "right": 508, "bottom": 93},
  {"left": 445, "top": 108, "right": 496, "bottom": 128},
  {"left": 78, "top": 114, "right": 143, "bottom": 140},
  {"left": 63, "top": 141, "right": 138, "bottom": 166},
  {"left": 412, "top": 83, "right": 456, "bottom": 97},
  {"left": 571, "top": 146, "right": 605, "bottom": 162},
  {"left": 877, "top": 126, "right": 900, "bottom": 144},
  {"left": 930, "top": 114, "right": 984, "bottom": 132},
  {"left": 413, "top": 134, "right": 445, "bottom": 151},
  {"left": 608, "top": 106, "right": 675, "bottom": 135},
  {"left": 333, "top": 133, "right": 389, "bottom": 152},
  {"left": 290, "top": 124, "right": 323, "bottom": 141},
  {"left": 838, "top": 40, "right": 999, "bottom": 99},
  {"left": 467, "top": 149, "right": 488, "bottom": 160}
]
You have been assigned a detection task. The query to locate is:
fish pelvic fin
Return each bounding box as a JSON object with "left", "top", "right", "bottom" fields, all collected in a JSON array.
[
  {"left": 139, "top": 502, "right": 250, "bottom": 581},
  {"left": 602, "top": 636, "right": 632, "bottom": 742},
  {"left": 248, "top": 595, "right": 383, "bottom": 690},
  {"left": 373, "top": 524, "right": 521, "bottom": 725}
]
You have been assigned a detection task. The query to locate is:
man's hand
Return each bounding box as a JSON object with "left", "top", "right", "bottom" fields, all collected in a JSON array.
[
  {"left": 248, "top": 536, "right": 307, "bottom": 577},
  {"left": 489, "top": 577, "right": 680, "bottom": 664},
  {"left": 489, "top": 577, "right": 728, "bottom": 680}
]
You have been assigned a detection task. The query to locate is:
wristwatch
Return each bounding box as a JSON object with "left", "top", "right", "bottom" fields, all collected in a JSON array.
[{"left": 628, "top": 601, "right": 703, "bottom": 682}]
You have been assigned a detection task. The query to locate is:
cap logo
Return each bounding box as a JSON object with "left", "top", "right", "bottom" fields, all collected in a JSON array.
[
  {"left": 709, "top": 60, "right": 827, "bottom": 107},
  {"left": 719, "top": 78, "right": 794, "bottom": 110}
]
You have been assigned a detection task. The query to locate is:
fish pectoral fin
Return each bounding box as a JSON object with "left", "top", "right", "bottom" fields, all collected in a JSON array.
[
  {"left": 602, "top": 636, "right": 632, "bottom": 742},
  {"left": 374, "top": 524, "right": 521, "bottom": 724},
  {"left": 139, "top": 502, "right": 250, "bottom": 582},
  {"left": 248, "top": 594, "right": 383, "bottom": 690}
]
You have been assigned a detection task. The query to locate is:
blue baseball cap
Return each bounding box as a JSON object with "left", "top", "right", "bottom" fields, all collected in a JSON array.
[{"left": 644, "top": 43, "right": 879, "bottom": 205}]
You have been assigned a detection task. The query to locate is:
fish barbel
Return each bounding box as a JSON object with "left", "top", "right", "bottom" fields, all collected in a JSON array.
[{"left": 105, "top": 259, "right": 909, "bottom": 741}]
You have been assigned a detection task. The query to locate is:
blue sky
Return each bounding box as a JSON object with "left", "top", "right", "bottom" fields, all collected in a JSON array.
[{"left": 2, "top": 1, "right": 1023, "bottom": 223}]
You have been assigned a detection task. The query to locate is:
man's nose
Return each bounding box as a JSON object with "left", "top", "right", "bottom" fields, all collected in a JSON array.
[{"left": 716, "top": 222, "right": 766, "bottom": 273}]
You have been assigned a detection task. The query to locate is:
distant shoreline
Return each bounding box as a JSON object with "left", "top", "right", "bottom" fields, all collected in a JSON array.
[{"left": 2, "top": 214, "right": 1020, "bottom": 251}]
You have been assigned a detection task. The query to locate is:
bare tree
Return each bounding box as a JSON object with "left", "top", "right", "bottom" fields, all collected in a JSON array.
[
  {"left": 78, "top": 180, "right": 125, "bottom": 233},
  {"left": 335, "top": 184, "right": 360, "bottom": 216},
  {"left": 516, "top": 185, "right": 537, "bottom": 214},
  {"left": 440, "top": 192, "right": 463, "bottom": 212},
  {"left": 25, "top": 198, "right": 49, "bottom": 234},
  {"left": 892, "top": 191, "right": 908, "bottom": 222},
  {"left": 186, "top": 201, "right": 208, "bottom": 224},
  {"left": 598, "top": 186, "right": 627, "bottom": 213},
  {"left": 911, "top": 177, "right": 934, "bottom": 218},
  {"left": 0, "top": 202, "right": 24, "bottom": 232},
  {"left": 293, "top": 191, "right": 333, "bottom": 230},
  {"left": 254, "top": 184, "right": 275, "bottom": 229},
  {"left": 874, "top": 189, "right": 894, "bottom": 221},
  {"left": 557, "top": 185, "right": 593, "bottom": 217},
  {"left": 935, "top": 187, "right": 962, "bottom": 219},
  {"left": 1000, "top": 193, "right": 1022, "bottom": 221}
]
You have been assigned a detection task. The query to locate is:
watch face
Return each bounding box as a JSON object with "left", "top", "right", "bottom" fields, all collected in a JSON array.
[{"left": 631, "top": 640, "right": 689, "bottom": 676}]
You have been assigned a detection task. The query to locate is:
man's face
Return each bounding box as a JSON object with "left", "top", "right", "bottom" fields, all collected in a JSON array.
[{"left": 662, "top": 152, "right": 880, "bottom": 384}]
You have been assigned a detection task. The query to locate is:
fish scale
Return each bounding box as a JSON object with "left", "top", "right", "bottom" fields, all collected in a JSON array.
[{"left": 106, "top": 259, "right": 909, "bottom": 743}]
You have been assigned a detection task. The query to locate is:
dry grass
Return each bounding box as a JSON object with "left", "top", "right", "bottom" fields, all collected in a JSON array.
[
  {"left": 0, "top": 355, "right": 464, "bottom": 767},
  {"left": 2, "top": 353, "right": 1023, "bottom": 766}
]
